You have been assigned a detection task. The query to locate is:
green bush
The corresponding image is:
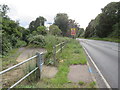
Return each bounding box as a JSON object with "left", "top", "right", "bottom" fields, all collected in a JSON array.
[
  {"left": 2, "top": 32, "right": 12, "bottom": 55},
  {"left": 28, "top": 35, "right": 46, "bottom": 48},
  {"left": 44, "top": 35, "right": 57, "bottom": 51},
  {"left": 15, "top": 39, "right": 27, "bottom": 48}
]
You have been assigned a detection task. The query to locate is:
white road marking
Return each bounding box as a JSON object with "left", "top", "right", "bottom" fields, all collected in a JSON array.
[{"left": 80, "top": 41, "right": 111, "bottom": 89}]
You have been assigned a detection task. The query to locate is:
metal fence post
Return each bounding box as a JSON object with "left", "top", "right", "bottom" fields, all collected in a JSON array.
[
  {"left": 60, "top": 43, "right": 62, "bottom": 53},
  {"left": 36, "top": 52, "right": 42, "bottom": 79},
  {"left": 53, "top": 46, "right": 56, "bottom": 66}
]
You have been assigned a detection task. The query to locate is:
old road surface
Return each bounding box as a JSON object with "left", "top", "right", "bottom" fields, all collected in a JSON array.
[{"left": 77, "top": 38, "right": 119, "bottom": 88}]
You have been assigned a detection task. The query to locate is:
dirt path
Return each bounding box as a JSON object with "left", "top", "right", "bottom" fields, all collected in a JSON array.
[
  {"left": 68, "top": 64, "right": 93, "bottom": 83},
  {"left": 42, "top": 65, "right": 58, "bottom": 78},
  {"left": 16, "top": 47, "right": 46, "bottom": 62},
  {"left": 16, "top": 47, "right": 58, "bottom": 78}
]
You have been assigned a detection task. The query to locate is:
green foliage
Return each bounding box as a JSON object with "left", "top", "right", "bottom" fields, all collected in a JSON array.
[
  {"left": 29, "top": 16, "right": 46, "bottom": 32},
  {"left": 54, "top": 13, "right": 69, "bottom": 36},
  {"left": 78, "top": 81, "right": 85, "bottom": 85},
  {"left": 23, "top": 60, "right": 40, "bottom": 83},
  {"left": 15, "top": 39, "right": 27, "bottom": 48},
  {"left": 84, "top": 2, "right": 120, "bottom": 39},
  {"left": 37, "top": 26, "right": 47, "bottom": 35},
  {"left": 67, "top": 19, "right": 80, "bottom": 37},
  {"left": 44, "top": 39, "right": 87, "bottom": 86},
  {"left": 49, "top": 25, "right": 62, "bottom": 36},
  {"left": 1, "top": 4, "right": 28, "bottom": 55},
  {"left": 109, "top": 22, "right": 120, "bottom": 38},
  {"left": 2, "top": 48, "right": 20, "bottom": 70},
  {"left": 59, "top": 39, "right": 87, "bottom": 65},
  {"left": 0, "top": 4, "right": 9, "bottom": 18},
  {"left": 88, "top": 81, "right": 96, "bottom": 88},
  {"left": 2, "top": 31, "right": 12, "bottom": 55},
  {"left": 28, "top": 35, "right": 46, "bottom": 48},
  {"left": 88, "top": 37, "right": 120, "bottom": 43},
  {"left": 76, "top": 28, "right": 84, "bottom": 37}
]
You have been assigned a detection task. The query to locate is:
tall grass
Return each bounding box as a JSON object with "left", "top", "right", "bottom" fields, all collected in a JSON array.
[{"left": 23, "top": 57, "right": 40, "bottom": 83}]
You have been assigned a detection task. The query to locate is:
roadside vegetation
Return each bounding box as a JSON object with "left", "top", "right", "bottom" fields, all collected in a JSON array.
[
  {"left": 84, "top": 2, "right": 120, "bottom": 43},
  {"left": 1, "top": 1, "right": 119, "bottom": 88},
  {"left": 87, "top": 37, "right": 120, "bottom": 43},
  {"left": 2, "top": 48, "right": 21, "bottom": 70},
  {"left": 17, "top": 39, "right": 96, "bottom": 88}
]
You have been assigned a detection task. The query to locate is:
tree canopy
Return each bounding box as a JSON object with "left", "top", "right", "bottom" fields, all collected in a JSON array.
[
  {"left": 54, "top": 13, "right": 69, "bottom": 36},
  {"left": 49, "top": 25, "right": 62, "bottom": 36},
  {"left": 84, "top": 2, "right": 120, "bottom": 38},
  {"left": 29, "top": 16, "right": 46, "bottom": 32},
  {"left": 1, "top": 4, "right": 28, "bottom": 55}
]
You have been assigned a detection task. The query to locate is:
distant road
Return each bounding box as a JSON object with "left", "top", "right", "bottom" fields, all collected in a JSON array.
[{"left": 78, "top": 39, "right": 119, "bottom": 88}]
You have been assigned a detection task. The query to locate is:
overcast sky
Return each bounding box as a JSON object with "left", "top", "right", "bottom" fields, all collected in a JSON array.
[{"left": 0, "top": 0, "right": 119, "bottom": 29}]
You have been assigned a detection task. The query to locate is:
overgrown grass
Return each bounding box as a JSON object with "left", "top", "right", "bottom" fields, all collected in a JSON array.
[
  {"left": 20, "top": 39, "right": 87, "bottom": 88},
  {"left": 47, "top": 39, "right": 87, "bottom": 86},
  {"left": 87, "top": 37, "right": 120, "bottom": 43},
  {"left": 1, "top": 48, "right": 21, "bottom": 70}
]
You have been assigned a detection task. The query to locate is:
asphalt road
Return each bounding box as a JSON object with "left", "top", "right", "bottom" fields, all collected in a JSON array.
[{"left": 78, "top": 39, "right": 119, "bottom": 88}]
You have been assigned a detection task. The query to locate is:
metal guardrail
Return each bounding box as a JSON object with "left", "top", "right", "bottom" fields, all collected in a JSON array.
[{"left": 0, "top": 51, "right": 46, "bottom": 89}]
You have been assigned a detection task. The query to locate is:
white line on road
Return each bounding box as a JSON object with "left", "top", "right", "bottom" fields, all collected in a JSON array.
[{"left": 81, "top": 42, "right": 111, "bottom": 89}]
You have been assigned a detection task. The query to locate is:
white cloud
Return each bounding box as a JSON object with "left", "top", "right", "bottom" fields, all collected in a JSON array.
[{"left": 0, "top": 0, "right": 119, "bottom": 29}]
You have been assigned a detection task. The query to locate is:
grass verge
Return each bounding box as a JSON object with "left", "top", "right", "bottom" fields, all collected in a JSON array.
[
  {"left": 18, "top": 39, "right": 88, "bottom": 88},
  {"left": 87, "top": 37, "right": 120, "bottom": 43},
  {"left": 1, "top": 48, "right": 21, "bottom": 70}
]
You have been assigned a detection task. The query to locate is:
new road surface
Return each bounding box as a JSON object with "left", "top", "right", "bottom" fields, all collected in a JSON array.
[{"left": 78, "top": 39, "right": 119, "bottom": 88}]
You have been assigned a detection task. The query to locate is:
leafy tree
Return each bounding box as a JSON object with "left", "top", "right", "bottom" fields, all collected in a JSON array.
[
  {"left": 1, "top": 4, "right": 27, "bottom": 55},
  {"left": 0, "top": 4, "right": 9, "bottom": 18},
  {"left": 37, "top": 26, "right": 47, "bottom": 35},
  {"left": 29, "top": 16, "right": 46, "bottom": 32},
  {"left": 84, "top": 2, "right": 120, "bottom": 38},
  {"left": 49, "top": 25, "right": 62, "bottom": 36},
  {"left": 67, "top": 19, "right": 80, "bottom": 37},
  {"left": 54, "top": 13, "right": 69, "bottom": 36},
  {"left": 77, "top": 28, "right": 84, "bottom": 37}
]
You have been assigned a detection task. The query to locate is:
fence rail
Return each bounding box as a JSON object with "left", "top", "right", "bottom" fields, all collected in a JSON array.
[
  {"left": 53, "top": 42, "right": 66, "bottom": 65},
  {"left": 0, "top": 42, "right": 66, "bottom": 89},
  {"left": 0, "top": 51, "right": 46, "bottom": 89}
]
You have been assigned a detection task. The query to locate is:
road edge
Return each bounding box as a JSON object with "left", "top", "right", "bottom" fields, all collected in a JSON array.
[{"left": 81, "top": 44, "right": 111, "bottom": 88}]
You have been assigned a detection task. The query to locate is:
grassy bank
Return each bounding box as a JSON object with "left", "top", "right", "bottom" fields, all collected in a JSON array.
[
  {"left": 87, "top": 37, "right": 120, "bottom": 43},
  {"left": 17, "top": 39, "right": 93, "bottom": 88},
  {"left": 1, "top": 48, "right": 21, "bottom": 70}
]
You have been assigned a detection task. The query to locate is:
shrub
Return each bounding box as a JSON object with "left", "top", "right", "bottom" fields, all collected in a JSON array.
[
  {"left": 15, "top": 39, "right": 27, "bottom": 48},
  {"left": 28, "top": 35, "right": 46, "bottom": 48}
]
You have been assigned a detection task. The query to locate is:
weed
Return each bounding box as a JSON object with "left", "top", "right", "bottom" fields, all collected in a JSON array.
[
  {"left": 89, "top": 81, "right": 96, "bottom": 88},
  {"left": 74, "top": 49, "right": 80, "bottom": 54},
  {"left": 78, "top": 81, "right": 85, "bottom": 85}
]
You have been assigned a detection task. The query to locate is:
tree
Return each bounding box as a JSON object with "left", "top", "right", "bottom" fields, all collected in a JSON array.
[
  {"left": 1, "top": 4, "right": 27, "bottom": 55},
  {"left": 0, "top": 4, "right": 9, "bottom": 18},
  {"left": 37, "top": 26, "right": 47, "bottom": 35},
  {"left": 77, "top": 28, "right": 84, "bottom": 37},
  {"left": 29, "top": 16, "right": 46, "bottom": 32},
  {"left": 84, "top": 2, "right": 120, "bottom": 38},
  {"left": 54, "top": 13, "right": 69, "bottom": 36},
  {"left": 49, "top": 25, "right": 62, "bottom": 36},
  {"left": 67, "top": 19, "right": 80, "bottom": 37}
]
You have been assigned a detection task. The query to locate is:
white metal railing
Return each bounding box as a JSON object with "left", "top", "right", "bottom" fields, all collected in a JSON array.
[
  {"left": 0, "top": 41, "right": 67, "bottom": 89},
  {"left": 0, "top": 51, "right": 46, "bottom": 89}
]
